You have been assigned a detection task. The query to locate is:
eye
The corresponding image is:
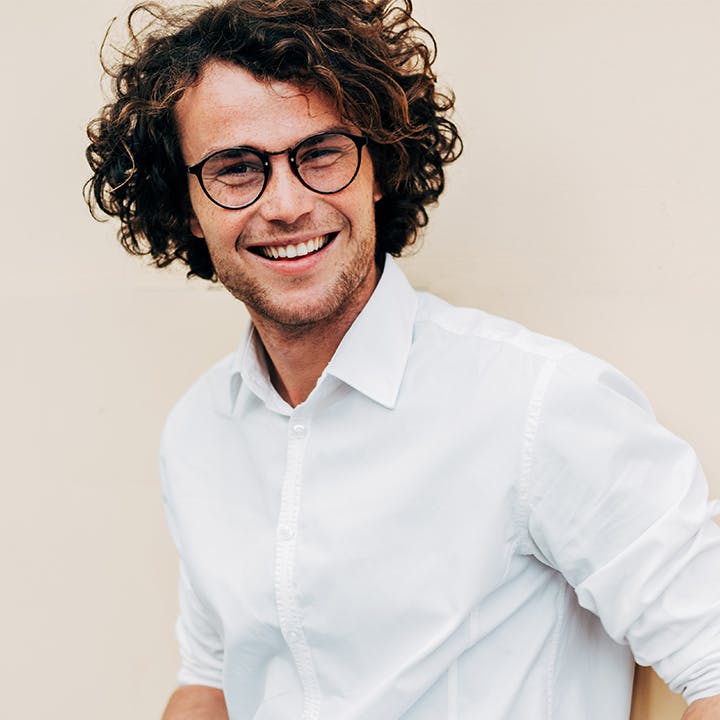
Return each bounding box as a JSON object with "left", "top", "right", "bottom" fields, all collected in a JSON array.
[
  {"left": 217, "top": 162, "right": 262, "bottom": 178},
  {"left": 296, "top": 134, "right": 354, "bottom": 167},
  {"left": 298, "top": 146, "right": 341, "bottom": 163},
  {"left": 203, "top": 150, "right": 265, "bottom": 186}
]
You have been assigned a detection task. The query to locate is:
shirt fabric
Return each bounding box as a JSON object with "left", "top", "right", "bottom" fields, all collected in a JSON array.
[{"left": 161, "top": 257, "right": 720, "bottom": 720}]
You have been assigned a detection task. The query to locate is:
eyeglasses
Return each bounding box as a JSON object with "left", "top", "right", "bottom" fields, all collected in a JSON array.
[{"left": 186, "top": 131, "right": 368, "bottom": 210}]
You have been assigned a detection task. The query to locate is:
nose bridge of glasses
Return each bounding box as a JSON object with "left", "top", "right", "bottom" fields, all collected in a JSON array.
[
  {"left": 264, "top": 145, "right": 298, "bottom": 170},
  {"left": 261, "top": 144, "right": 305, "bottom": 191},
  {"left": 257, "top": 147, "right": 316, "bottom": 217}
]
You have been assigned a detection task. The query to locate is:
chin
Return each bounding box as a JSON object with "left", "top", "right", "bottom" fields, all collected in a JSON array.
[{"left": 253, "top": 300, "right": 345, "bottom": 329}]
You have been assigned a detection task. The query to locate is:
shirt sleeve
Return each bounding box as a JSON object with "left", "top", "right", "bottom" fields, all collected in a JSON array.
[
  {"left": 160, "top": 454, "right": 224, "bottom": 689},
  {"left": 525, "top": 349, "right": 720, "bottom": 704},
  {"left": 175, "top": 560, "right": 225, "bottom": 689}
]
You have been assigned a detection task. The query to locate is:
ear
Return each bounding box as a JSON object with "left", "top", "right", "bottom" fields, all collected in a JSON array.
[
  {"left": 373, "top": 179, "right": 382, "bottom": 203},
  {"left": 189, "top": 210, "right": 205, "bottom": 238}
]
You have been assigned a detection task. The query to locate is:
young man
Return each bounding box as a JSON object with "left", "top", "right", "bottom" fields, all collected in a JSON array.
[{"left": 86, "top": 1, "right": 720, "bottom": 718}]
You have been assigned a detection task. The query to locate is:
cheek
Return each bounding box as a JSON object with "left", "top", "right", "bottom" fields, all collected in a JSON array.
[{"left": 189, "top": 198, "right": 250, "bottom": 247}]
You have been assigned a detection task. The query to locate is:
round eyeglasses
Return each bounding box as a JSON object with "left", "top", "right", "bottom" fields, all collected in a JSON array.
[{"left": 186, "top": 131, "right": 369, "bottom": 210}]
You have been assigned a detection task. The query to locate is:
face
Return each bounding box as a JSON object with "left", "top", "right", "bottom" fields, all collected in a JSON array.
[{"left": 175, "top": 60, "right": 382, "bottom": 331}]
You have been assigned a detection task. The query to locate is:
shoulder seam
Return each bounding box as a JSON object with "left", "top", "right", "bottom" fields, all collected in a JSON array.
[{"left": 515, "top": 357, "right": 558, "bottom": 555}]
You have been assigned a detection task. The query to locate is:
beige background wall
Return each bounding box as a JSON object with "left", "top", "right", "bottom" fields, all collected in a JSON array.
[{"left": 2, "top": 1, "right": 718, "bottom": 717}]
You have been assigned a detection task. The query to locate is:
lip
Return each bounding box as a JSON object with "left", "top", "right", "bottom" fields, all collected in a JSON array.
[{"left": 244, "top": 232, "right": 338, "bottom": 274}]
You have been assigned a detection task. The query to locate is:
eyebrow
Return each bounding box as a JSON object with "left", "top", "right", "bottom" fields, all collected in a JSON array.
[{"left": 198, "top": 125, "right": 356, "bottom": 162}]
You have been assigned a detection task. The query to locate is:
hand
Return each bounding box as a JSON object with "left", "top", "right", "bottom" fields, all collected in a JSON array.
[{"left": 162, "top": 685, "right": 228, "bottom": 720}]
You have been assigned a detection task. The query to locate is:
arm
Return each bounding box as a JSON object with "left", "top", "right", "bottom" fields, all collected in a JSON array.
[
  {"left": 162, "top": 685, "right": 229, "bottom": 720},
  {"left": 526, "top": 352, "right": 720, "bottom": 705},
  {"left": 683, "top": 695, "right": 720, "bottom": 719}
]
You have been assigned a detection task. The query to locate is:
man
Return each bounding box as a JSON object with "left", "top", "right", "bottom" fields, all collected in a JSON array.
[{"left": 85, "top": 1, "right": 720, "bottom": 718}]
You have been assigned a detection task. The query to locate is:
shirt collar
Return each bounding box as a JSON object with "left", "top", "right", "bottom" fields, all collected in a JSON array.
[
  {"left": 324, "top": 256, "right": 417, "bottom": 408},
  {"left": 230, "top": 325, "right": 292, "bottom": 416},
  {"left": 229, "top": 255, "right": 417, "bottom": 412}
]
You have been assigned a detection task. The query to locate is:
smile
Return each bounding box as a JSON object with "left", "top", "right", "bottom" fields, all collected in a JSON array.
[{"left": 254, "top": 234, "right": 335, "bottom": 260}]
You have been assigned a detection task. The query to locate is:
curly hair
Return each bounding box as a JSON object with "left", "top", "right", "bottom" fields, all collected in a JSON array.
[{"left": 85, "top": 0, "right": 462, "bottom": 280}]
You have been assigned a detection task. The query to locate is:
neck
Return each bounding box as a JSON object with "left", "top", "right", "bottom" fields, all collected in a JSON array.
[{"left": 250, "top": 263, "right": 380, "bottom": 407}]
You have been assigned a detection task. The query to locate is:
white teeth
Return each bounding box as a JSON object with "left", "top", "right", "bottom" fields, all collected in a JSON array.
[{"left": 259, "top": 235, "right": 331, "bottom": 260}]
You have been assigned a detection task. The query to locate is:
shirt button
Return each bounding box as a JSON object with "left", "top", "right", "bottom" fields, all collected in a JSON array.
[
  {"left": 291, "top": 423, "right": 306, "bottom": 438},
  {"left": 279, "top": 524, "right": 295, "bottom": 541},
  {"left": 287, "top": 630, "right": 299, "bottom": 642}
]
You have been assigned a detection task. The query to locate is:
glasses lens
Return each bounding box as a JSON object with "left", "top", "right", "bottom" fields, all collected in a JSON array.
[
  {"left": 295, "top": 133, "right": 361, "bottom": 193},
  {"left": 201, "top": 148, "right": 265, "bottom": 208}
]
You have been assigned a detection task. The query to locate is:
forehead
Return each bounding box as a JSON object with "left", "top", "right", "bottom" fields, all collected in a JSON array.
[{"left": 175, "top": 60, "right": 345, "bottom": 161}]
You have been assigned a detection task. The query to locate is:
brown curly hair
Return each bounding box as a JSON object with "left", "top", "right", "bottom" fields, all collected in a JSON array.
[{"left": 85, "top": 0, "right": 462, "bottom": 280}]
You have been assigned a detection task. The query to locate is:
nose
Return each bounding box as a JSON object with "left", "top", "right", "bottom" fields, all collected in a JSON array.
[{"left": 255, "top": 156, "right": 315, "bottom": 225}]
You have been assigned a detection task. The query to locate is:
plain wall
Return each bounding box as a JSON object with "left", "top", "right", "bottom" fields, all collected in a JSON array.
[{"left": 2, "top": 1, "right": 718, "bottom": 717}]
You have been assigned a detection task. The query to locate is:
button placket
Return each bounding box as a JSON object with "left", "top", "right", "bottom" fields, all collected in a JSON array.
[{"left": 273, "top": 413, "right": 322, "bottom": 719}]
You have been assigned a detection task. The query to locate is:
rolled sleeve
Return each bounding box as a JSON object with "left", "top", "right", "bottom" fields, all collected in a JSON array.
[{"left": 527, "top": 350, "right": 720, "bottom": 704}]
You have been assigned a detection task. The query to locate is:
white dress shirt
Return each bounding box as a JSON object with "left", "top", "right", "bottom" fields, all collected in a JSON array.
[{"left": 161, "top": 257, "right": 720, "bottom": 719}]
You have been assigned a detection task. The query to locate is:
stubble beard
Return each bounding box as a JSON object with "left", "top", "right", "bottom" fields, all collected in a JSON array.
[{"left": 212, "top": 229, "right": 378, "bottom": 335}]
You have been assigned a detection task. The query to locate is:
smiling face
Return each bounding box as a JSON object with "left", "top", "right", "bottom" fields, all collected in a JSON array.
[{"left": 175, "top": 61, "right": 382, "bottom": 331}]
